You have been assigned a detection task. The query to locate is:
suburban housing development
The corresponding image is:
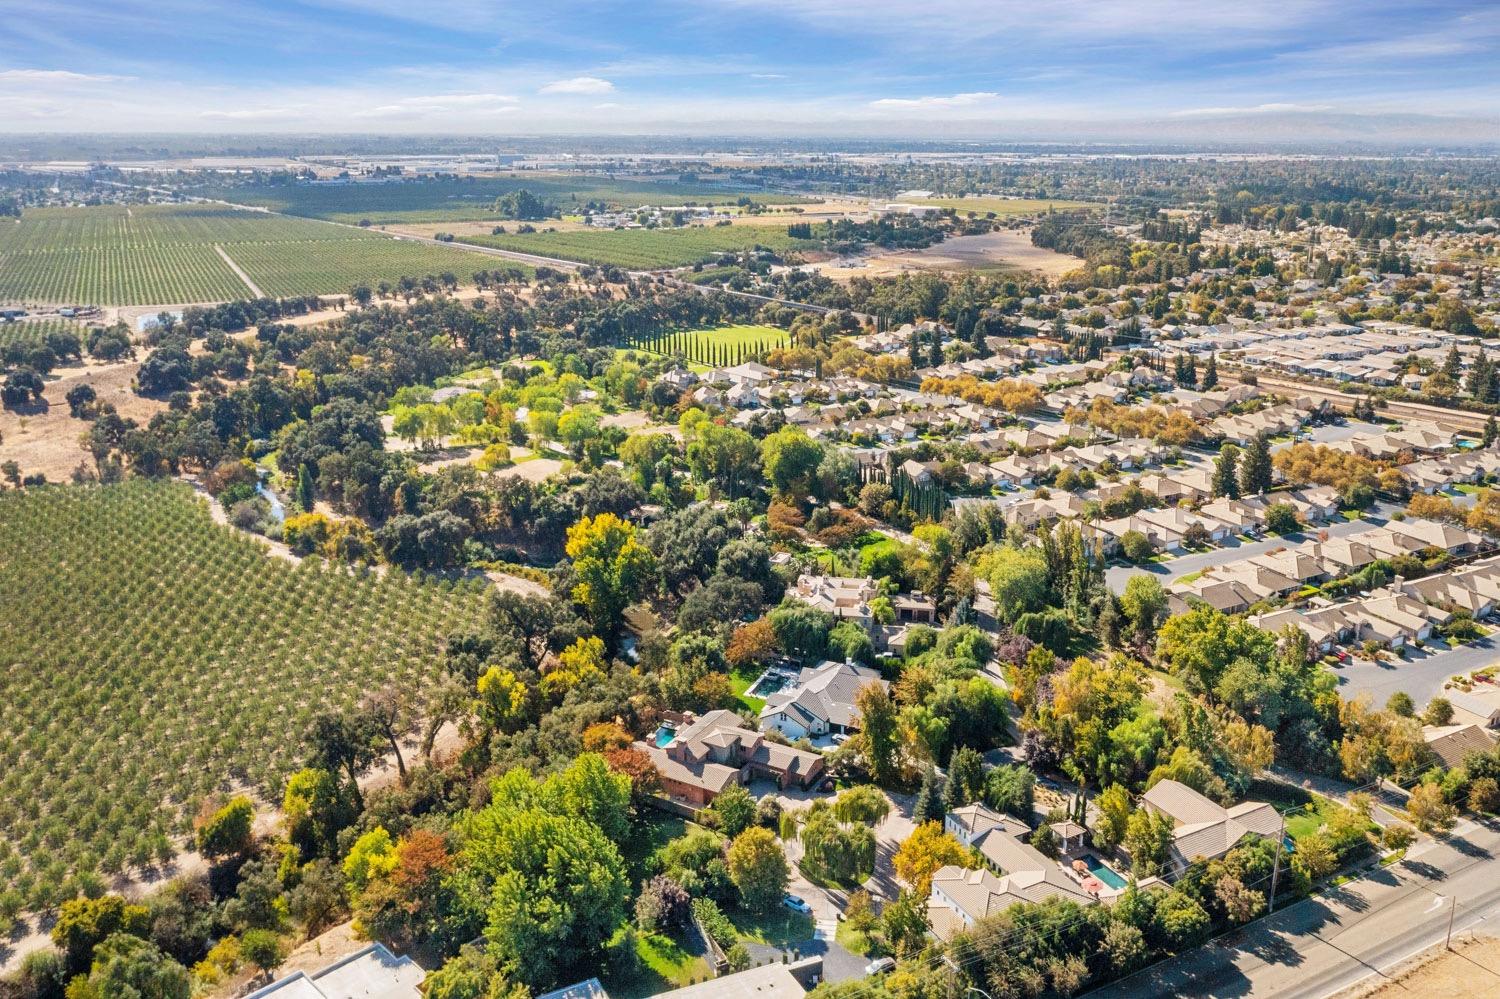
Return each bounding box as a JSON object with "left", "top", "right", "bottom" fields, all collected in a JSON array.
[{"left": 3, "top": 6, "right": 1500, "bottom": 999}]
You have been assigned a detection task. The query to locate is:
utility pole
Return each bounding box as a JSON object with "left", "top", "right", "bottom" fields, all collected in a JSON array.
[
  {"left": 1447, "top": 895, "right": 1458, "bottom": 950},
  {"left": 1269, "top": 810, "right": 1287, "bottom": 913}
]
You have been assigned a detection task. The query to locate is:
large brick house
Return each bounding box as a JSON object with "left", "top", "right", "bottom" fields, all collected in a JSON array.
[{"left": 634, "top": 710, "right": 826, "bottom": 809}]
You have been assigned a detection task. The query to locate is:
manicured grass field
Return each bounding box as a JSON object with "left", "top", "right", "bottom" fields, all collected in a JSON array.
[
  {"left": 191, "top": 174, "right": 810, "bottom": 225},
  {"left": 0, "top": 204, "right": 495, "bottom": 305},
  {"left": 730, "top": 664, "right": 768, "bottom": 713},
  {"left": 459, "top": 225, "right": 816, "bottom": 269},
  {"left": 0, "top": 480, "right": 486, "bottom": 907},
  {"left": 637, "top": 324, "right": 789, "bottom": 358},
  {"left": 913, "top": 196, "right": 1099, "bottom": 216}
]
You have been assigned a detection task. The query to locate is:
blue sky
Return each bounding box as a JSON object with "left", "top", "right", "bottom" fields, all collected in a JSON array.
[{"left": 1, "top": 0, "right": 1497, "bottom": 138}]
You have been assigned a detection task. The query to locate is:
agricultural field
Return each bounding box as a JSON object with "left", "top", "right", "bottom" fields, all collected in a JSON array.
[
  {"left": 912, "top": 196, "right": 1098, "bottom": 216},
  {"left": 625, "top": 324, "right": 789, "bottom": 368},
  {"left": 191, "top": 174, "right": 809, "bottom": 225},
  {"left": 0, "top": 318, "right": 84, "bottom": 357},
  {"left": 459, "top": 225, "right": 817, "bottom": 270},
  {"left": 0, "top": 480, "right": 486, "bottom": 907},
  {"left": 0, "top": 203, "right": 494, "bottom": 306}
]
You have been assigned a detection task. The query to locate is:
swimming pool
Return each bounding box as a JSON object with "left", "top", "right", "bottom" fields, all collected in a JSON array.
[
  {"left": 747, "top": 669, "right": 795, "bottom": 699},
  {"left": 654, "top": 724, "right": 677, "bottom": 748},
  {"left": 1080, "top": 854, "right": 1128, "bottom": 891}
]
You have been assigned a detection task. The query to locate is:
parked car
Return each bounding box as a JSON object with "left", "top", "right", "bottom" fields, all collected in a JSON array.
[
  {"left": 783, "top": 894, "right": 813, "bottom": 915},
  {"left": 865, "top": 958, "right": 896, "bottom": 976}
]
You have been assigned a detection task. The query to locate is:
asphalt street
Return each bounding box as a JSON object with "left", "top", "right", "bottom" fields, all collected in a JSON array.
[{"left": 1085, "top": 818, "right": 1500, "bottom": 998}]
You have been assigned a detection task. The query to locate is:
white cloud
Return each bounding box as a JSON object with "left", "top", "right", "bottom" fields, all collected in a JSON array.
[
  {"left": 1169, "top": 102, "right": 1334, "bottom": 117},
  {"left": 868, "top": 91, "right": 1001, "bottom": 111},
  {"left": 353, "top": 92, "right": 519, "bottom": 117},
  {"left": 199, "top": 107, "right": 300, "bottom": 120},
  {"left": 749, "top": 73, "right": 786, "bottom": 79},
  {"left": 0, "top": 68, "right": 132, "bottom": 83},
  {"left": 539, "top": 76, "right": 614, "bottom": 95}
]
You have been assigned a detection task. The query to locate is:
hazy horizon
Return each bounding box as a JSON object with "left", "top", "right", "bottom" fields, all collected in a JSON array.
[{"left": 2, "top": 0, "right": 1498, "bottom": 144}]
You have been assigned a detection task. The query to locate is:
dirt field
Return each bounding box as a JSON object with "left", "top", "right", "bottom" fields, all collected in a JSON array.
[
  {"left": 1340, "top": 935, "right": 1500, "bottom": 997},
  {"left": 0, "top": 357, "right": 166, "bottom": 481},
  {"left": 813, "top": 228, "right": 1081, "bottom": 281}
]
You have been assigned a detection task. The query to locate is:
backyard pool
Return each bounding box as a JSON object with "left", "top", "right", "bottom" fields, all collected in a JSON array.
[
  {"left": 1080, "top": 854, "right": 1128, "bottom": 891},
  {"left": 746, "top": 669, "right": 795, "bottom": 699},
  {"left": 654, "top": 724, "right": 677, "bottom": 748}
]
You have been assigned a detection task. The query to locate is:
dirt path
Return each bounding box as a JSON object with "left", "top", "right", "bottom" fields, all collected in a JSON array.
[
  {"left": 214, "top": 245, "right": 265, "bottom": 298},
  {"left": 0, "top": 355, "right": 166, "bottom": 481},
  {"left": 1335, "top": 933, "right": 1500, "bottom": 997}
]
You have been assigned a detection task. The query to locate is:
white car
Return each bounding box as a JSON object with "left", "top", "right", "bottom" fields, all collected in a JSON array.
[
  {"left": 865, "top": 957, "right": 896, "bottom": 976},
  {"left": 782, "top": 894, "right": 813, "bottom": 914}
]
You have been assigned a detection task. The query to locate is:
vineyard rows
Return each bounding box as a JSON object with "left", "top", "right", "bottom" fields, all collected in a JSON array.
[
  {"left": 0, "top": 319, "right": 84, "bottom": 355},
  {"left": 0, "top": 481, "right": 486, "bottom": 907},
  {"left": 0, "top": 204, "right": 493, "bottom": 306},
  {"left": 459, "top": 224, "right": 816, "bottom": 269},
  {"left": 190, "top": 175, "right": 809, "bottom": 224}
]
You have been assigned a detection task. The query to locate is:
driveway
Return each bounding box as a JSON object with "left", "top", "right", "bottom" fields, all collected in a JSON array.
[
  {"left": 1334, "top": 635, "right": 1499, "bottom": 707},
  {"left": 770, "top": 786, "right": 917, "bottom": 912}
]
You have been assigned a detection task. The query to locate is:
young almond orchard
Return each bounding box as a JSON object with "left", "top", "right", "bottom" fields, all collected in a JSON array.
[{"left": 0, "top": 480, "right": 485, "bottom": 909}]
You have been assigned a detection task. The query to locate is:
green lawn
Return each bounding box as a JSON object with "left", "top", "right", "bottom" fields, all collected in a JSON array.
[
  {"left": 835, "top": 921, "right": 875, "bottom": 957},
  {"left": 1173, "top": 570, "right": 1206, "bottom": 586},
  {"left": 603, "top": 931, "right": 713, "bottom": 999},
  {"left": 1284, "top": 795, "right": 1344, "bottom": 842},
  {"left": 623, "top": 813, "right": 696, "bottom": 882},
  {"left": 633, "top": 324, "right": 789, "bottom": 362},
  {"left": 730, "top": 664, "right": 767, "bottom": 713},
  {"left": 858, "top": 535, "right": 904, "bottom": 570},
  {"left": 727, "top": 905, "right": 814, "bottom": 947}
]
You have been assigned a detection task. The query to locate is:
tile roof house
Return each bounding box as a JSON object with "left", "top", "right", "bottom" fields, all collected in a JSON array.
[
  {"left": 1137, "top": 780, "right": 1282, "bottom": 878},
  {"left": 791, "top": 575, "right": 879, "bottom": 627},
  {"left": 760, "top": 660, "right": 887, "bottom": 740},
  {"left": 927, "top": 864, "right": 1095, "bottom": 940},
  {"left": 634, "top": 710, "right": 825, "bottom": 809},
  {"left": 1422, "top": 723, "right": 1498, "bottom": 769}
]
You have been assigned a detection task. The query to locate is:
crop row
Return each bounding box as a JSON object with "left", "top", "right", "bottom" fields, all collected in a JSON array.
[
  {"left": 459, "top": 224, "right": 815, "bottom": 269},
  {"left": 0, "top": 319, "right": 84, "bottom": 354},
  {"left": 224, "top": 238, "right": 494, "bottom": 299},
  {"left": 0, "top": 245, "right": 251, "bottom": 305},
  {"left": 186, "top": 175, "right": 809, "bottom": 223},
  {"left": 0, "top": 480, "right": 486, "bottom": 906}
]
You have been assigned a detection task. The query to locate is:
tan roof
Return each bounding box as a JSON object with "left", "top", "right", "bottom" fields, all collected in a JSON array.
[
  {"left": 634, "top": 740, "right": 741, "bottom": 795},
  {"left": 1423, "top": 723, "right": 1498, "bottom": 769},
  {"left": 929, "top": 865, "right": 1092, "bottom": 929},
  {"left": 1141, "top": 779, "right": 1226, "bottom": 826},
  {"left": 1142, "top": 780, "right": 1281, "bottom": 869}
]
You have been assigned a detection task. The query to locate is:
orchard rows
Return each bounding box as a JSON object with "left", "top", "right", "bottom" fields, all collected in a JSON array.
[{"left": 0, "top": 480, "right": 486, "bottom": 909}]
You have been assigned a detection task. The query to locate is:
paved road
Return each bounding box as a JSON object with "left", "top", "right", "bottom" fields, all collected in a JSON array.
[
  {"left": 1104, "top": 504, "right": 1399, "bottom": 594},
  {"left": 1334, "top": 635, "right": 1500, "bottom": 707},
  {"left": 1087, "top": 817, "right": 1500, "bottom": 998}
]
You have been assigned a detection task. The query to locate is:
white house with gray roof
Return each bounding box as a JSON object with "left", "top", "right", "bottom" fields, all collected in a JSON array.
[{"left": 760, "top": 660, "right": 886, "bottom": 740}]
